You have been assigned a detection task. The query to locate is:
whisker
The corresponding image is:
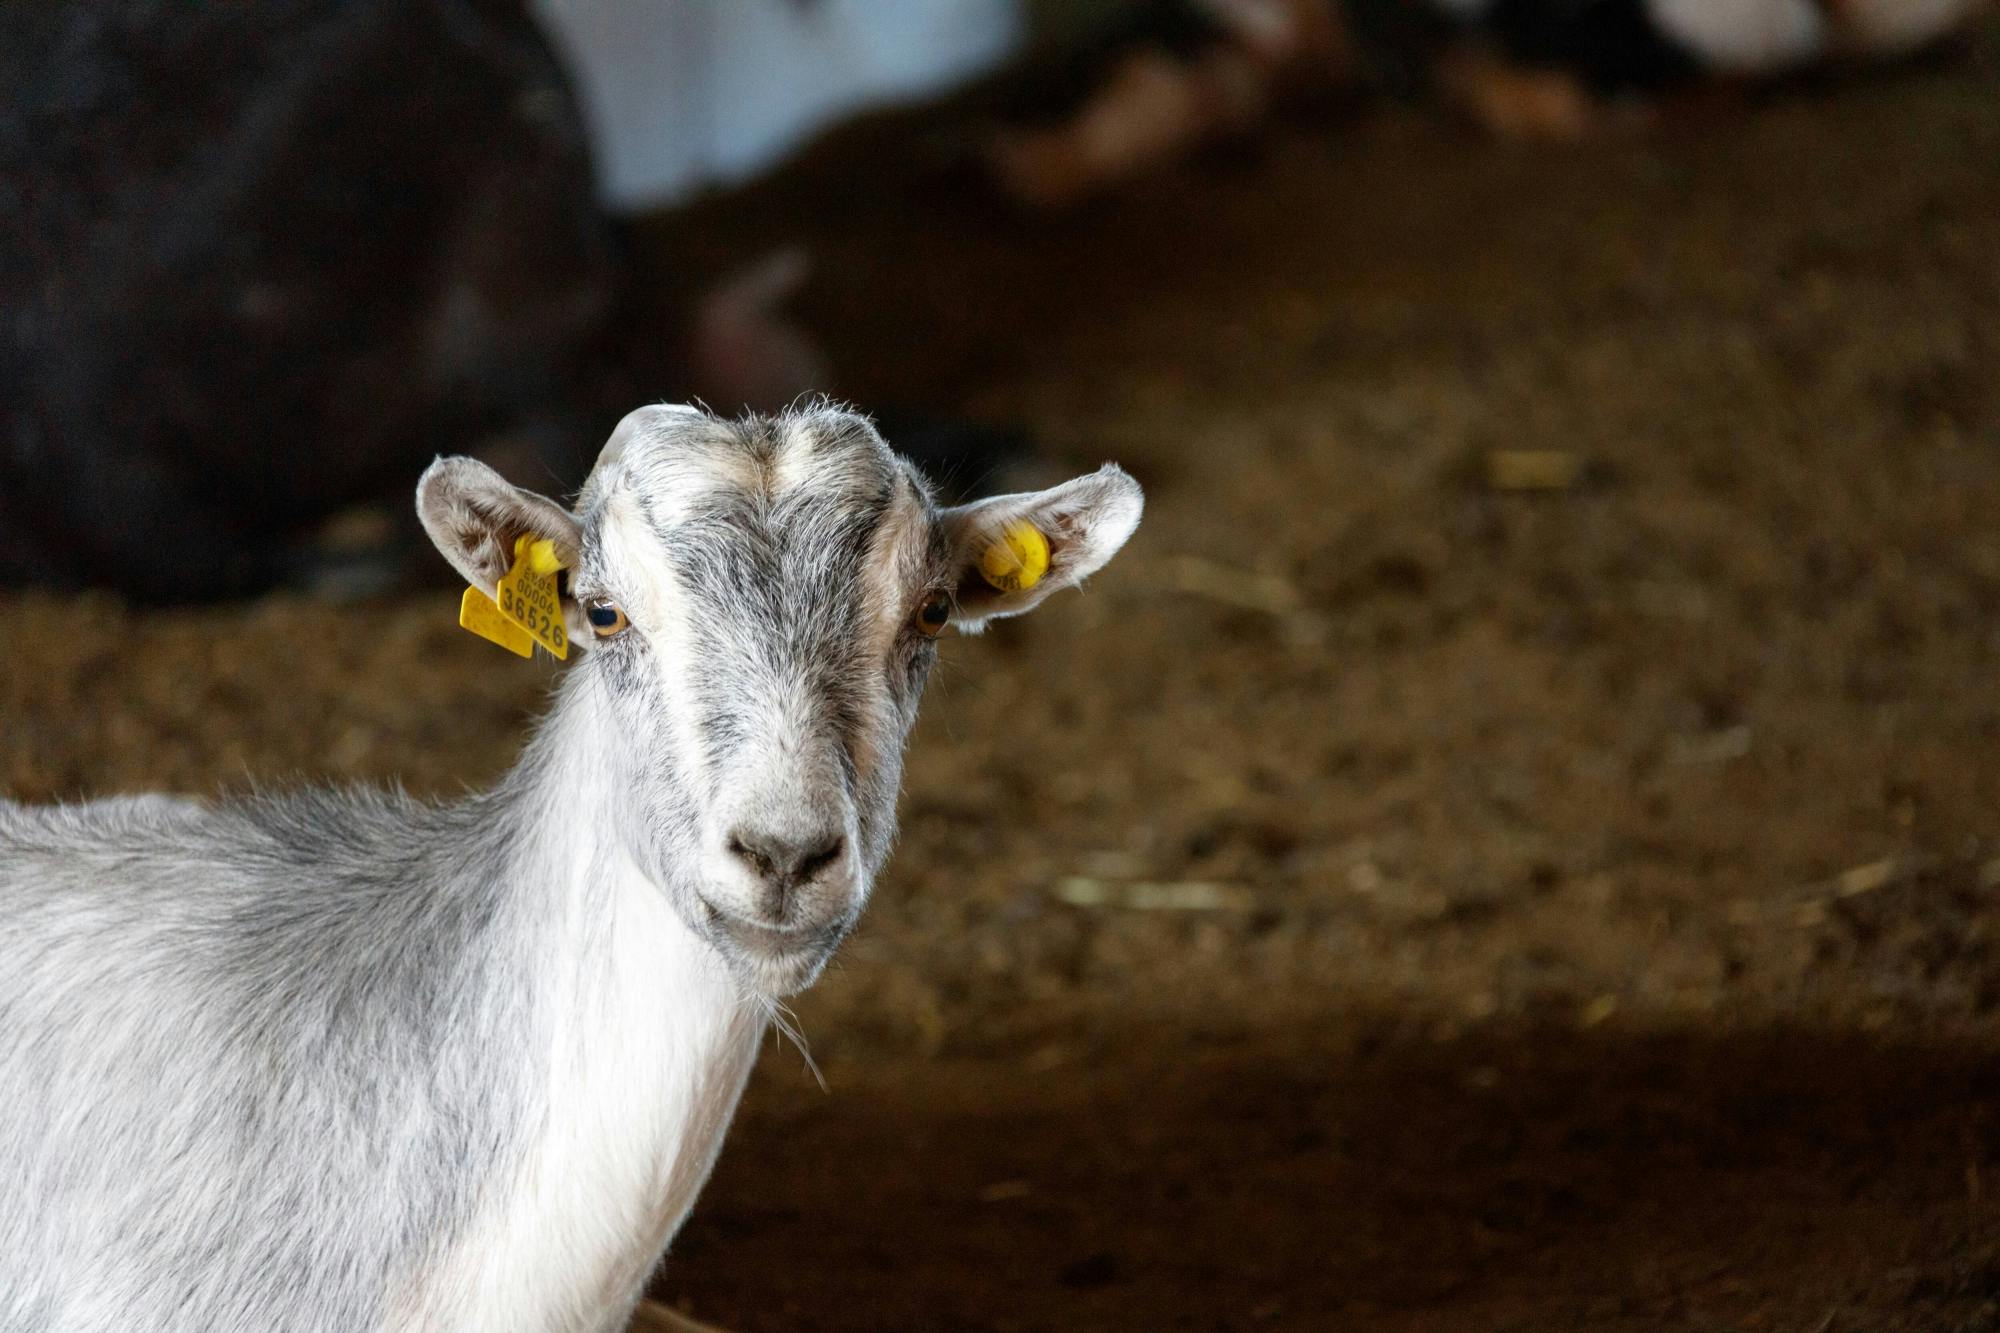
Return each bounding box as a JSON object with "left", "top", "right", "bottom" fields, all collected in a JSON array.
[{"left": 759, "top": 996, "right": 827, "bottom": 1092}]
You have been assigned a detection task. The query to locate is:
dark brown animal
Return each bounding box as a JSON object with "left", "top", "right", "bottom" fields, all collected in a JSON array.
[{"left": 0, "top": 0, "right": 619, "bottom": 601}]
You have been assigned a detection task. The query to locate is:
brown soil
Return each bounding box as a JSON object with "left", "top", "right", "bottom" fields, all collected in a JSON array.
[{"left": 8, "top": 30, "right": 2000, "bottom": 1333}]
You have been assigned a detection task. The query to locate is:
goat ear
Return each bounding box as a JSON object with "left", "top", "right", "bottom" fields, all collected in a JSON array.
[
  {"left": 939, "top": 464, "right": 1143, "bottom": 632},
  {"left": 415, "top": 456, "right": 582, "bottom": 599}
]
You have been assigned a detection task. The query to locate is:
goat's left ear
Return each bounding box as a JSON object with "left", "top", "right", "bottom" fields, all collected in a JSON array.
[
  {"left": 416, "top": 456, "right": 591, "bottom": 640},
  {"left": 939, "top": 464, "right": 1143, "bottom": 632}
]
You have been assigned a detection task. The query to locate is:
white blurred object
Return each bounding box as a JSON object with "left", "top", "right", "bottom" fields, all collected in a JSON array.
[
  {"left": 532, "top": 0, "right": 1021, "bottom": 212},
  {"left": 1645, "top": 0, "right": 1829, "bottom": 69},
  {"left": 1420, "top": 0, "right": 1983, "bottom": 71},
  {"left": 1648, "top": 0, "right": 1984, "bottom": 70}
]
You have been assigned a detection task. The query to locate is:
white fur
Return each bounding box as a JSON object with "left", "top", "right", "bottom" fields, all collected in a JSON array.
[{"left": 398, "top": 860, "right": 760, "bottom": 1332}]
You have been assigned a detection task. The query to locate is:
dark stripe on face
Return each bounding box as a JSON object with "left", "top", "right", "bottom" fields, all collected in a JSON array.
[{"left": 666, "top": 483, "right": 895, "bottom": 783}]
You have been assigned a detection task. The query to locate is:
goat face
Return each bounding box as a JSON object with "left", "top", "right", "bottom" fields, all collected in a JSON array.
[{"left": 420, "top": 403, "right": 1142, "bottom": 997}]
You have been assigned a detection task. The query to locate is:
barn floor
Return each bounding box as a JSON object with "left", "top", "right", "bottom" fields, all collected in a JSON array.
[{"left": 8, "top": 30, "right": 2000, "bottom": 1333}]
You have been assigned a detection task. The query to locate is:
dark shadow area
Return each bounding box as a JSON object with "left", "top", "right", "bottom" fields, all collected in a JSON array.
[{"left": 668, "top": 1023, "right": 2000, "bottom": 1332}]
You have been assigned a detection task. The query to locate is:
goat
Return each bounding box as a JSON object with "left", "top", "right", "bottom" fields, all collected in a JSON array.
[{"left": 0, "top": 403, "right": 1143, "bottom": 1333}]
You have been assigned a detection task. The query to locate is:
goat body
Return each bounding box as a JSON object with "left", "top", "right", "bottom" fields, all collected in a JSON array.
[{"left": 0, "top": 688, "right": 760, "bottom": 1333}]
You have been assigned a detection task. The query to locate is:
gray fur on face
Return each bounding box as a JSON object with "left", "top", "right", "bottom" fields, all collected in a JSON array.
[
  {"left": 565, "top": 406, "right": 950, "bottom": 996},
  {"left": 0, "top": 403, "right": 1142, "bottom": 1333}
]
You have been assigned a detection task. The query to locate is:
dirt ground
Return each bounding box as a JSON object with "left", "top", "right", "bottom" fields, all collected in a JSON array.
[{"left": 7, "top": 29, "right": 2000, "bottom": 1333}]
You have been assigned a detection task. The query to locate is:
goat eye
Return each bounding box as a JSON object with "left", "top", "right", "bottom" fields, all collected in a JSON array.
[
  {"left": 915, "top": 592, "right": 950, "bottom": 638},
  {"left": 586, "top": 600, "right": 629, "bottom": 638}
]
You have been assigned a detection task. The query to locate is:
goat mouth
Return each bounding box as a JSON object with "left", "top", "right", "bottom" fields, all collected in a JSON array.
[{"left": 696, "top": 896, "right": 847, "bottom": 966}]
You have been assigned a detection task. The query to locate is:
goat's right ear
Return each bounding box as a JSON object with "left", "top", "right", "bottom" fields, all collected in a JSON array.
[{"left": 415, "top": 457, "right": 582, "bottom": 599}]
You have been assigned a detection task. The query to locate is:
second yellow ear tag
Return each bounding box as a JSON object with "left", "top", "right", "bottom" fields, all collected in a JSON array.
[
  {"left": 460, "top": 586, "right": 534, "bottom": 657},
  {"left": 978, "top": 520, "right": 1050, "bottom": 594},
  {"left": 459, "top": 535, "right": 568, "bottom": 659}
]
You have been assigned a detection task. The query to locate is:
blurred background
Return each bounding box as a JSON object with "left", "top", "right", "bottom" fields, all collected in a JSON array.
[{"left": 5, "top": 1, "right": 2000, "bottom": 1328}]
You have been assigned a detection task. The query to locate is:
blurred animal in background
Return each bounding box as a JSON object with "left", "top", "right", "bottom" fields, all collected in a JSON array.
[
  {"left": 987, "top": 0, "right": 1993, "bottom": 207},
  {"left": 0, "top": 0, "right": 623, "bottom": 602},
  {"left": 0, "top": 0, "right": 1040, "bottom": 603}
]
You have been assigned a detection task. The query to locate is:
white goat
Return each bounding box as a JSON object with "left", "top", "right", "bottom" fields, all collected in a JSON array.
[{"left": 0, "top": 403, "right": 1142, "bottom": 1333}]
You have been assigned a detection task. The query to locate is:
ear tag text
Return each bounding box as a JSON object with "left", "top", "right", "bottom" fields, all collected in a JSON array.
[
  {"left": 978, "top": 520, "right": 1050, "bottom": 593},
  {"left": 459, "top": 586, "right": 534, "bottom": 658},
  {"left": 459, "top": 536, "right": 568, "bottom": 660}
]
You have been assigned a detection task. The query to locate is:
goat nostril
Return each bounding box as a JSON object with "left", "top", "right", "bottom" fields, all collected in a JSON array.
[
  {"left": 725, "top": 829, "right": 845, "bottom": 887},
  {"left": 794, "top": 835, "right": 845, "bottom": 882},
  {"left": 725, "top": 833, "right": 774, "bottom": 879}
]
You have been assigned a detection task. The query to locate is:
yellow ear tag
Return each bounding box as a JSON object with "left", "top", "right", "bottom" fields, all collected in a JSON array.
[
  {"left": 977, "top": 520, "right": 1050, "bottom": 594},
  {"left": 459, "top": 586, "right": 534, "bottom": 658},
  {"left": 458, "top": 536, "right": 568, "bottom": 660}
]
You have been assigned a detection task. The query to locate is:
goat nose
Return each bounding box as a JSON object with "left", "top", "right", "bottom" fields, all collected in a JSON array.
[{"left": 725, "top": 827, "right": 845, "bottom": 912}]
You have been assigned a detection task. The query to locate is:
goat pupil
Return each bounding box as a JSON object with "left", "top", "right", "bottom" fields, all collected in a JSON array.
[
  {"left": 588, "top": 604, "right": 620, "bottom": 627},
  {"left": 922, "top": 597, "right": 948, "bottom": 627}
]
